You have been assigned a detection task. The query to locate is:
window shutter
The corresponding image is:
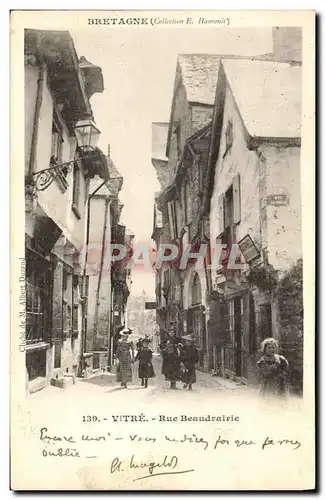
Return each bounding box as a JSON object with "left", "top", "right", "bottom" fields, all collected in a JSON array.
[
  {"left": 218, "top": 194, "right": 225, "bottom": 234},
  {"left": 167, "top": 202, "right": 175, "bottom": 240},
  {"left": 233, "top": 173, "right": 241, "bottom": 224}
]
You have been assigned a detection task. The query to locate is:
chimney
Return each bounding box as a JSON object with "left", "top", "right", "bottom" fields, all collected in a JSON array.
[
  {"left": 107, "top": 144, "right": 111, "bottom": 157},
  {"left": 272, "top": 27, "right": 302, "bottom": 62}
]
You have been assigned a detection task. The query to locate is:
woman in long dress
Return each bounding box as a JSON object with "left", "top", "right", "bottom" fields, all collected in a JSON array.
[
  {"left": 161, "top": 324, "right": 182, "bottom": 389},
  {"left": 135, "top": 338, "right": 155, "bottom": 388},
  {"left": 116, "top": 329, "right": 134, "bottom": 388}
]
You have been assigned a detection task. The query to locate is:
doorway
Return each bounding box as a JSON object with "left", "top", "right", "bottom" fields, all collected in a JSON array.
[
  {"left": 234, "top": 297, "right": 243, "bottom": 377},
  {"left": 54, "top": 342, "right": 61, "bottom": 369}
]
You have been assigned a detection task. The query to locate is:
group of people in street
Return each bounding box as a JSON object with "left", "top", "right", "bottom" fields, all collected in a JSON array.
[
  {"left": 114, "top": 323, "right": 199, "bottom": 391},
  {"left": 160, "top": 325, "right": 199, "bottom": 391},
  {"left": 114, "top": 324, "right": 290, "bottom": 398},
  {"left": 115, "top": 328, "right": 155, "bottom": 389}
]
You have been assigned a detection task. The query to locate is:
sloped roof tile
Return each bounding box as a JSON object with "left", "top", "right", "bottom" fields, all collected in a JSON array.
[
  {"left": 178, "top": 54, "right": 221, "bottom": 105},
  {"left": 221, "top": 58, "right": 301, "bottom": 139}
]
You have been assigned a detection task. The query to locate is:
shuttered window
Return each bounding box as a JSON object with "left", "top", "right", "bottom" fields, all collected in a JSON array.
[{"left": 217, "top": 173, "right": 241, "bottom": 236}]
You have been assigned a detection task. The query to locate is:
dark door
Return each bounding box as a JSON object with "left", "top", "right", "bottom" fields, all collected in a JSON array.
[
  {"left": 260, "top": 304, "right": 272, "bottom": 340},
  {"left": 54, "top": 342, "right": 61, "bottom": 369},
  {"left": 234, "top": 297, "right": 242, "bottom": 376}
]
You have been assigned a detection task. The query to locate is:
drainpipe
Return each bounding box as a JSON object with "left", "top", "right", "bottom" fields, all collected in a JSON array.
[
  {"left": 109, "top": 285, "right": 114, "bottom": 368},
  {"left": 28, "top": 36, "right": 46, "bottom": 179},
  {"left": 79, "top": 178, "right": 107, "bottom": 376},
  {"left": 93, "top": 195, "right": 110, "bottom": 351}
]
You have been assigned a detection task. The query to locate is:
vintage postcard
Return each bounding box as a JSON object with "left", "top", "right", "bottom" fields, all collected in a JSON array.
[{"left": 10, "top": 10, "right": 315, "bottom": 491}]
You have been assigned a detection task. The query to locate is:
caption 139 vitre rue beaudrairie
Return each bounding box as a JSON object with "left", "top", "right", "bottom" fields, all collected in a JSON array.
[{"left": 82, "top": 413, "right": 240, "bottom": 423}]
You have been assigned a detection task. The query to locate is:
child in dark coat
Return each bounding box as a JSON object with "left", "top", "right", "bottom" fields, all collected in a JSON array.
[
  {"left": 135, "top": 339, "right": 155, "bottom": 388},
  {"left": 180, "top": 335, "right": 199, "bottom": 390}
]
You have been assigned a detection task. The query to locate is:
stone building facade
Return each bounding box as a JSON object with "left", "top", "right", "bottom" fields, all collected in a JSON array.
[
  {"left": 81, "top": 150, "right": 133, "bottom": 372},
  {"left": 24, "top": 29, "right": 109, "bottom": 392},
  {"left": 152, "top": 28, "right": 303, "bottom": 389},
  {"left": 152, "top": 55, "right": 218, "bottom": 370},
  {"left": 205, "top": 57, "right": 302, "bottom": 388}
]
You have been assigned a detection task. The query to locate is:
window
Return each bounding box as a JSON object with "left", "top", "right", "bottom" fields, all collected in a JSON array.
[
  {"left": 167, "top": 201, "right": 178, "bottom": 240},
  {"left": 249, "top": 294, "right": 256, "bottom": 354},
  {"left": 51, "top": 114, "right": 63, "bottom": 164},
  {"left": 218, "top": 173, "right": 241, "bottom": 235},
  {"left": 224, "top": 185, "right": 234, "bottom": 229},
  {"left": 51, "top": 112, "right": 68, "bottom": 192},
  {"left": 26, "top": 252, "right": 51, "bottom": 345},
  {"left": 72, "top": 275, "right": 79, "bottom": 335},
  {"left": 219, "top": 225, "right": 236, "bottom": 267},
  {"left": 227, "top": 300, "right": 235, "bottom": 346},
  {"left": 72, "top": 163, "right": 81, "bottom": 219},
  {"left": 26, "top": 270, "right": 45, "bottom": 344},
  {"left": 192, "top": 273, "right": 202, "bottom": 306},
  {"left": 62, "top": 270, "right": 73, "bottom": 340}
]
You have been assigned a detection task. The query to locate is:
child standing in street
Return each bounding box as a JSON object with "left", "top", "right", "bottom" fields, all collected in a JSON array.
[
  {"left": 135, "top": 338, "right": 155, "bottom": 388},
  {"left": 257, "top": 337, "right": 289, "bottom": 398},
  {"left": 180, "top": 334, "right": 199, "bottom": 391}
]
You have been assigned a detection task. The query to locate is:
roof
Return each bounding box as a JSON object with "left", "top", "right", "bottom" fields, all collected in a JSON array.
[
  {"left": 25, "top": 29, "right": 93, "bottom": 128},
  {"left": 221, "top": 58, "right": 301, "bottom": 139},
  {"left": 178, "top": 54, "right": 221, "bottom": 105},
  {"left": 166, "top": 53, "right": 283, "bottom": 156},
  {"left": 107, "top": 157, "right": 122, "bottom": 179},
  {"left": 152, "top": 123, "right": 169, "bottom": 161},
  {"left": 106, "top": 156, "right": 123, "bottom": 195}
]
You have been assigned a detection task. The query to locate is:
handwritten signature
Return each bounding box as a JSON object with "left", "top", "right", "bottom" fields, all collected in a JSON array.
[{"left": 111, "top": 454, "right": 195, "bottom": 482}]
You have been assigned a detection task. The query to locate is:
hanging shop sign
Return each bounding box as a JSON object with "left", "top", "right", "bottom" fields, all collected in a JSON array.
[{"left": 238, "top": 234, "right": 260, "bottom": 263}]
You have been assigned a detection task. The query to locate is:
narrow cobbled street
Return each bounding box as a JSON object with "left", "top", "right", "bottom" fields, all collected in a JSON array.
[{"left": 28, "top": 354, "right": 257, "bottom": 410}]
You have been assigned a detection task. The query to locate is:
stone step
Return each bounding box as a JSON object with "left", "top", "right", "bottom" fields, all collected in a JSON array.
[{"left": 50, "top": 376, "right": 74, "bottom": 389}]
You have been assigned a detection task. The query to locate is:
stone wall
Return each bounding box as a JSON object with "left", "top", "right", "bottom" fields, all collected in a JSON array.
[{"left": 258, "top": 145, "right": 302, "bottom": 273}]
